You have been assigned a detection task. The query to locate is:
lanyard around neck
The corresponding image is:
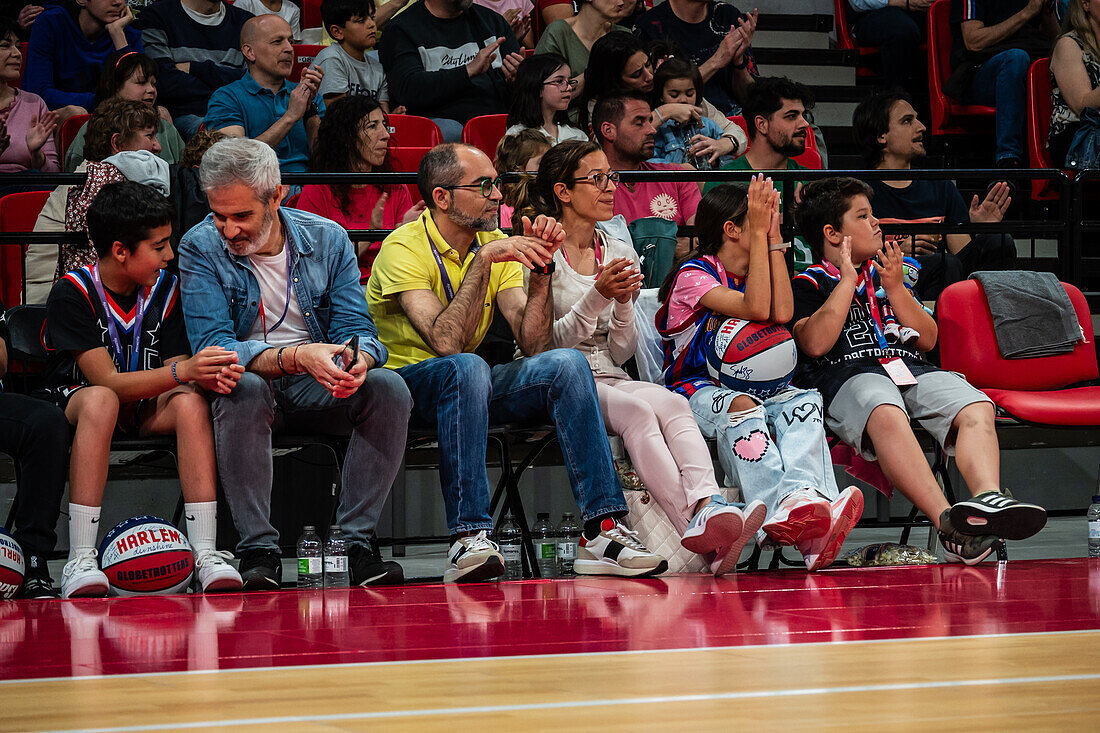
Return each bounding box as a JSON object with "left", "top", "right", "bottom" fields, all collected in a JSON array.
[
  {"left": 90, "top": 263, "right": 145, "bottom": 373},
  {"left": 820, "top": 260, "right": 889, "bottom": 350},
  {"left": 257, "top": 237, "right": 293, "bottom": 341},
  {"left": 424, "top": 220, "right": 479, "bottom": 303}
]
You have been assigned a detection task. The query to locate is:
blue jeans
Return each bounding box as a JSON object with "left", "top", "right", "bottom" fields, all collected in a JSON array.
[
  {"left": 965, "top": 48, "right": 1030, "bottom": 162},
  {"left": 174, "top": 114, "right": 204, "bottom": 141},
  {"left": 211, "top": 369, "right": 412, "bottom": 553},
  {"left": 396, "top": 350, "right": 628, "bottom": 534},
  {"left": 430, "top": 117, "right": 465, "bottom": 143},
  {"left": 688, "top": 386, "right": 839, "bottom": 519}
]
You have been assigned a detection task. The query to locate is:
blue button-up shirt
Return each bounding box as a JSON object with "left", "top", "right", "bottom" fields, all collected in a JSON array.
[
  {"left": 177, "top": 207, "right": 387, "bottom": 370},
  {"left": 203, "top": 70, "right": 324, "bottom": 173}
]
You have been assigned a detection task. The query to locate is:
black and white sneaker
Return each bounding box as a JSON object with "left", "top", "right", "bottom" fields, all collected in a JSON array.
[
  {"left": 574, "top": 518, "right": 668, "bottom": 578},
  {"left": 939, "top": 511, "right": 999, "bottom": 565},
  {"left": 948, "top": 490, "right": 1047, "bottom": 541},
  {"left": 444, "top": 530, "right": 505, "bottom": 584},
  {"left": 349, "top": 540, "right": 404, "bottom": 586},
  {"left": 18, "top": 556, "right": 59, "bottom": 599},
  {"left": 238, "top": 549, "right": 282, "bottom": 591}
]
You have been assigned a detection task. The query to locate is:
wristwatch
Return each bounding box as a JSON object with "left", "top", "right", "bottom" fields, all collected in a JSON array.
[{"left": 532, "top": 261, "right": 556, "bottom": 275}]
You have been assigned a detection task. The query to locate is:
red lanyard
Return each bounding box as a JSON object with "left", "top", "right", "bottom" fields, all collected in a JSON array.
[
  {"left": 561, "top": 232, "right": 602, "bottom": 270},
  {"left": 821, "top": 260, "right": 888, "bottom": 349}
]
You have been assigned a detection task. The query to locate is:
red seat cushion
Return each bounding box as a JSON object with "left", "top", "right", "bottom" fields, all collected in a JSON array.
[{"left": 982, "top": 386, "right": 1100, "bottom": 427}]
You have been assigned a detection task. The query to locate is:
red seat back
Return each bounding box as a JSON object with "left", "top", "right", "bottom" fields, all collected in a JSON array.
[
  {"left": 302, "top": 0, "right": 322, "bottom": 30},
  {"left": 927, "top": 0, "right": 954, "bottom": 133},
  {"left": 386, "top": 115, "right": 443, "bottom": 147},
  {"left": 834, "top": 0, "right": 858, "bottom": 51},
  {"left": 388, "top": 147, "right": 431, "bottom": 203},
  {"left": 59, "top": 114, "right": 90, "bottom": 162},
  {"left": 0, "top": 191, "right": 51, "bottom": 306},
  {"left": 937, "top": 279, "right": 1098, "bottom": 390},
  {"left": 290, "top": 44, "right": 324, "bottom": 83},
  {"left": 462, "top": 114, "right": 508, "bottom": 158}
]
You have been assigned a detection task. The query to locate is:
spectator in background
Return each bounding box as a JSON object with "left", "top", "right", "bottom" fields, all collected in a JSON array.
[
  {"left": 495, "top": 127, "right": 551, "bottom": 227},
  {"left": 379, "top": 0, "right": 523, "bottom": 142},
  {"left": 852, "top": 90, "right": 1015, "bottom": 300},
  {"left": 234, "top": 0, "right": 301, "bottom": 37},
  {"left": 0, "top": 19, "right": 58, "bottom": 176},
  {"left": 1050, "top": 0, "right": 1100, "bottom": 166},
  {"left": 172, "top": 128, "right": 226, "bottom": 240},
  {"left": 649, "top": 57, "right": 736, "bottom": 169},
  {"left": 135, "top": 0, "right": 252, "bottom": 139},
  {"left": 635, "top": 0, "right": 757, "bottom": 116},
  {"left": 534, "top": 0, "right": 628, "bottom": 91},
  {"left": 506, "top": 53, "right": 589, "bottom": 143},
  {"left": 948, "top": 0, "right": 1059, "bottom": 167},
  {"left": 65, "top": 50, "right": 186, "bottom": 171},
  {"left": 2, "top": 2, "right": 46, "bottom": 37},
  {"left": 475, "top": 0, "right": 535, "bottom": 48},
  {"left": 846, "top": 0, "right": 932, "bottom": 91},
  {"left": 298, "top": 95, "right": 424, "bottom": 280},
  {"left": 315, "top": 0, "right": 400, "bottom": 110},
  {"left": 533, "top": 0, "right": 575, "bottom": 41},
  {"left": 25, "top": 0, "right": 141, "bottom": 122},
  {"left": 204, "top": 15, "right": 324, "bottom": 174}
]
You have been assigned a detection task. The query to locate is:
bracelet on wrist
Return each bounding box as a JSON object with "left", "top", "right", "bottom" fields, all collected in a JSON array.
[
  {"left": 654, "top": 108, "right": 665, "bottom": 124},
  {"left": 769, "top": 241, "right": 791, "bottom": 252},
  {"left": 171, "top": 361, "right": 184, "bottom": 385},
  {"left": 291, "top": 344, "right": 301, "bottom": 373},
  {"left": 276, "top": 347, "right": 288, "bottom": 375},
  {"left": 532, "top": 260, "right": 556, "bottom": 275}
]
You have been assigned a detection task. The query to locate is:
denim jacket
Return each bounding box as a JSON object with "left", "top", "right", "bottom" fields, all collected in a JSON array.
[{"left": 177, "top": 207, "right": 388, "bottom": 369}]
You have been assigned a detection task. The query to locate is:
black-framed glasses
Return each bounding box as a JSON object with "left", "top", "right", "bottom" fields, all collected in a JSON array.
[
  {"left": 569, "top": 171, "right": 620, "bottom": 190},
  {"left": 441, "top": 176, "right": 502, "bottom": 198},
  {"left": 543, "top": 77, "right": 579, "bottom": 91}
]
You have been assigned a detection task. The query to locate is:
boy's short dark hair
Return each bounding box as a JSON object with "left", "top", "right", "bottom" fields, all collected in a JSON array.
[
  {"left": 321, "top": 0, "right": 377, "bottom": 32},
  {"left": 591, "top": 89, "right": 650, "bottom": 145},
  {"left": 796, "top": 177, "right": 874, "bottom": 262},
  {"left": 742, "top": 76, "right": 815, "bottom": 140},
  {"left": 852, "top": 89, "right": 913, "bottom": 168},
  {"left": 86, "top": 181, "right": 176, "bottom": 259}
]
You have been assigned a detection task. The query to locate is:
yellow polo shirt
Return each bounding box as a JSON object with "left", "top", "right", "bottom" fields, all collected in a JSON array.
[{"left": 367, "top": 210, "right": 524, "bottom": 368}]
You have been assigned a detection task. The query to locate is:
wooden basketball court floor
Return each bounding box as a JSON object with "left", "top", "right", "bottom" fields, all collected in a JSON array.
[{"left": 1, "top": 558, "right": 1098, "bottom": 731}]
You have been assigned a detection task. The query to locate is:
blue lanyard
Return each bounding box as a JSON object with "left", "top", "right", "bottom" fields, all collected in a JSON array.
[
  {"left": 424, "top": 220, "right": 479, "bottom": 303},
  {"left": 90, "top": 263, "right": 145, "bottom": 373},
  {"left": 258, "top": 241, "right": 293, "bottom": 341}
]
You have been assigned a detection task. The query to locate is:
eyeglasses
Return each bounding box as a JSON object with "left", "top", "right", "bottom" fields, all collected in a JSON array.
[
  {"left": 441, "top": 176, "right": 502, "bottom": 198},
  {"left": 569, "top": 171, "right": 620, "bottom": 191},
  {"left": 543, "top": 77, "right": 579, "bottom": 91}
]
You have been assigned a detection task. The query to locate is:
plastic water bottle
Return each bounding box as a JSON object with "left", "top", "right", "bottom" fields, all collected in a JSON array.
[
  {"left": 557, "top": 512, "right": 580, "bottom": 576},
  {"left": 323, "top": 525, "right": 349, "bottom": 588},
  {"left": 296, "top": 525, "right": 323, "bottom": 589},
  {"left": 497, "top": 513, "right": 523, "bottom": 580},
  {"left": 1088, "top": 495, "right": 1100, "bottom": 558},
  {"left": 533, "top": 513, "right": 557, "bottom": 578}
]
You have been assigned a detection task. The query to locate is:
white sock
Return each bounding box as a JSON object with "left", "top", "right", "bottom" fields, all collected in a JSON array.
[
  {"left": 68, "top": 503, "right": 101, "bottom": 559},
  {"left": 184, "top": 501, "right": 218, "bottom": 554}
]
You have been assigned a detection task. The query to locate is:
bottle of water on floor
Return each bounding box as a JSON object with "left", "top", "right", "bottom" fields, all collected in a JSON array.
[
  {"left": 497, "top": 513, "right": 523, "bottom": 580},
  {"left": 1088, "top": 495, "right": 1100, "bottom": 558},
  {"left": 297, "top": 526, "right": 323, "bottom": 589},
  {"left": 557, "top": 512, "right": 579, "bottom": 576},
  {"left": 324, "top": 526, "right": 349, "bottom": 588},
  {"left": 533, "top": 513, "right": 557, "bottom": 578}
]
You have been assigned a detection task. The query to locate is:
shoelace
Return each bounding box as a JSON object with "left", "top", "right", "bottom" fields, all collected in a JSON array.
[
  {"left": 63, "top": 549, "right": 99, "bottom": 574},
  {"left": 464, "top": 530, "right": 500, "bottom": 553},
  {"left": 195, "top": 549, "right": 235, "bottom": 567},
  {"left": 607, "top": 523, "right": 649, "bottom": 553}
]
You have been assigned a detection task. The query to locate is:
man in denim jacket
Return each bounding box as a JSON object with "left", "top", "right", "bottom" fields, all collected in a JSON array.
[{"left": 178, "top": 137, "right": 412, "bottom": 590}]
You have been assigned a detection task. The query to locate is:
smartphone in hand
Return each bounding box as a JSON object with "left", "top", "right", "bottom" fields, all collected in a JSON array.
[{"left": 332, "top": 335, "right": 360, "bottom": 370}]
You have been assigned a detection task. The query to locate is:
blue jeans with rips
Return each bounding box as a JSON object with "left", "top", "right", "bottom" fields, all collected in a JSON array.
[{"left": 396, "top": 350, "right": 628, "bottom": 534}]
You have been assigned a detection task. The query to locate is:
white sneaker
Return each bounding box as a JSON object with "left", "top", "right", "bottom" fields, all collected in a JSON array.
[
  {"left": 194, "top": 549, "right": 243, "bottom": 593},
  {"left": 711, "top": 500, "right": 767, "bottom": 576},
  {"left": 61, "top": 550, "right": 110, "bottom": 599},
  {"left": 796, "top": 487, "right": 864, "bottom": 571},
  {"left": 761, "top": 488, "right": 832, "bottom": 545},
  {"left": 574, "top": 519, "right": 667, "bottom": 578},
  {"left": 681, "top": 495, "right": 744, "bottom": 556},
  {"left": 444, "top": 530, "right": 505, "bottom": 583}
]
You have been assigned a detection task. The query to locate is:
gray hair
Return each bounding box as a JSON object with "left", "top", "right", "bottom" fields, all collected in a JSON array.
[
  {"left": 417, "top": 143, "right": 471, "bottom": 207},
  {"left": 199, "top": 137, "right": 282, "bottom": 201}
]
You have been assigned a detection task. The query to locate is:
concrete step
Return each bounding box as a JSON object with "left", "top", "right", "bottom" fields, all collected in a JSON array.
[
  {"left": 755, "top": 61, "right": 855, "bottom": 87},
  {"left": 753, "top": 29, "right": 830, "bottom": 49},
  {"left": 756, "top": 13, "right": 833, "bottom": 33},
  {"left": 752, "top": 47, "right": 857, "bottom": 67}
]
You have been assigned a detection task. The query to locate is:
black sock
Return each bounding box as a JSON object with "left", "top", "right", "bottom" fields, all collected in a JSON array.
[{"left": 583, "top": 513, "right": 623, "bottom": 540}]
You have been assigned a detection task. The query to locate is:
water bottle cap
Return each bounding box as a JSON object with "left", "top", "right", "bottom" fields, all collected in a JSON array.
[
  {"left": 537, "top": 512, "right": 550, "bottom": 519},
  {"left": 1093, "top": 495, "right": 1100, "bottom": 503},
  {"left": 329, "top": 525, "right": 340, "bottom": 530},
  {"left": 562, "top": 512, "right": 574, "bottom": 517},
  {"left": 303, "top": 525, "right": 315, "bottom": 531}
]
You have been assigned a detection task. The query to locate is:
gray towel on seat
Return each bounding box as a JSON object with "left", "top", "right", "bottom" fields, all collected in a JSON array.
[{"left": 972, "top": 270, "right": 1084, "bottom": 359}]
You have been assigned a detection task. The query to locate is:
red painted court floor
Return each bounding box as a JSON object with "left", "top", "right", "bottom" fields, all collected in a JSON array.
[{"left": 2, "top": 558, "right": 1098, "bottom": 681}]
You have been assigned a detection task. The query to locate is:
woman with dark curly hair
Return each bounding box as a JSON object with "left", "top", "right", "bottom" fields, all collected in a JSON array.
[{"left": 297, "top": 94, "right": 424, "bottom": 280}]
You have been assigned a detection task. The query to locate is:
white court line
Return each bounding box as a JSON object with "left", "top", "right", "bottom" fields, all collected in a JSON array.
[
  {"left": 39, "top": 672, "right": 1100, "bottom": 733},
  {"left": 4, "top": 627, "right": 1098, "bottom": 686}
]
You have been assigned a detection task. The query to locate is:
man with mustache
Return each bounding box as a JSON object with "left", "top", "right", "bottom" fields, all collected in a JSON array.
[
  {"left": 205, "top": 14, "right": 324, "bottom": 174},
  {"left": 178, "top": 137, "right": 412, "bottom": 590}
]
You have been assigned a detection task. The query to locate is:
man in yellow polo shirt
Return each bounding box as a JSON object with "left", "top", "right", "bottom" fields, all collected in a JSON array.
[{"left": 368, "top": 143, "right": 667, "bottom": 583}]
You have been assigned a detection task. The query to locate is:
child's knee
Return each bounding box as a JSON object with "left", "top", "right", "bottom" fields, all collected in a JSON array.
[
  {"left": 726, "top": 395, "right": 758, "bottom": 414},
  {"left": 72, "top": 387, "right": 120, "bottom": 421},
  {"left": 955, "top": 401, "right": 995, "bottom": 430},
  {"left": 866, "top": 403, "right": 909, "bottom": 433}
]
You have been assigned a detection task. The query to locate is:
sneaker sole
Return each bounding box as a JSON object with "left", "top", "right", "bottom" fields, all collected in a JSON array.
[
  {"left": 200, "top": 576, "right": 244, "bottom": 593},
  {"left": 573, "top": 558, "right": 669, "bottom": 578},
  {"left": 762, "top": 501, "right": 831, "bottom": 545},
  {"left": 680, "top": 511, "right": 743, "bottom": 555},
  {"left": 712, "top": 501, "right": 767, "bottom": 576},
  {"left": 240, "top": 574, "right": 281, "bottom": 591},
  {"left": 62, "top": 583, "right": 109, "bottom": 599},
  {"left": 949, "top": 502, "right": 1047, "bottom": 541},
  {"left": 803, "top": 489, "right": 864, "bottom": 572},
  {"left": 943, "top": 545, "right": 994, "bottom": 565},
  {"left": 444, "top": 556, "right": 505, "bottom": 584},
  {"left": 356, "top": 566, "right": 405, "bottom": 587}
]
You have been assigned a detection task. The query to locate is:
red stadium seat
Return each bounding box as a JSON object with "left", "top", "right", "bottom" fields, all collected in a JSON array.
[
  {"left": 726, "top": 115, "right": 823, "bottom": 170},
  {"left": 301, "top": 0, "right": 322, "bottom": 30},
  {"left": 0, "top": 191, "right": 51, "bottom": 307},
  {"left": 927, "top": 0, "right": 995, "bottom": 137},
  {"left": 1027, "top": 57, "right": 1059, "bottom": 201},
  {"left": 462, "top": 114, "right": 508, "bottom": 158},
  {"left": 388, "top": 147, "right": 431, "bottom": 203},
  {"left": 59, "top": 113, "right": 90, "bottom": 163},
  {"left": 938, "top": 279, "right": 1100, "bottom": 427},
  {"left": 290, "top": 44, "right": 324, "bottom": 83},
  {"left": 386, "top": 115, "right": 443, "bottom": 147},
  {"left": 833, "top": 0, "right": 878, "bottom": 78}
]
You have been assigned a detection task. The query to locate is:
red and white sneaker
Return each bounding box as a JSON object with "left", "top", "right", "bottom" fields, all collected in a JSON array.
[
  {"left": 575, "top": 519, "right": 667, "bottom": 578},
  {"left": 710, "top": 500, "right": 767, "bottom": 576},
  {"left": 681, "top": 495, "right": 744, "bottom": 556},
  {"left": 796, "top": 487, "right": 864, "bottom": 572},
  {"left": 761, "top": 489, "right": 832, "bottom": 545}
]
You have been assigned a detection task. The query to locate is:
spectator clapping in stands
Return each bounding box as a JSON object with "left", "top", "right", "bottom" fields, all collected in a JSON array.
[
  {"left": 41, "top": 180, "right": 244, "bottom": 598},
  {"left": 852, "top": 90, "right": 1015, "bottom": 300},
  {"left": 204, "top": 15, "right": 325, "bottom": 175},
  {"left": 25, "top": 0, "right": 141, "bottom": 123},
  {"left": 379, "top": 0, "right": 523, "bottom": 142},
  {"left": 134, "top": 0, "right": 252, "bottom": 140},
  {"left": 298, "top": 95, "right": 425, "bottom": 280},
  {"left": 845, "top": 0, "right": 932, "bottom": 91},
  {"left": 234, "top": 0, "right": 301, "bottom": 38},
  {"left": 474, "top": 0, "right": 535, "bottom": 48},
  {"left": 494, "top": 128, "right": 551, "bottom": 228},
  {"left": 0, "top": 18, "right": 58, "bottom": 177},
  {"left": 1050, "top": 0, "right": 1100, "bottom": 166},
  {"left": 533, "top": 0, "right": 629, "bottom": 93},
  {"left": 649, "top": 58, "right": 736, "bottom": 169},
  {"left": 65, "top": 51, "right": 186, "bottom": 171},
  {"left": 315, "top": 0, "right": 400, "bottom": 110},
  {"left": 506, "top": 53, "right": 589, "bottom": 144}
]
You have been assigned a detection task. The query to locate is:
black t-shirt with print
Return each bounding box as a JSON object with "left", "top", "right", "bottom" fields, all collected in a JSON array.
[
  {"left": 41, "top": 267, "right": 189, "bottom": 393},
  {"left": 790, "top": 263, "right": 939, "bottom": 406}
]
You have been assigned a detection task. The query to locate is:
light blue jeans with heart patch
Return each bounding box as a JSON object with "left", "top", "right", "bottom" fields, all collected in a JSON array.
[{"left": 688, "top": 385, "right": 839, "bottom": 519}]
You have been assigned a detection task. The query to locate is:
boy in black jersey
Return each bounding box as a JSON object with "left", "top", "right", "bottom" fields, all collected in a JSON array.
[
  {"left": 42, "top": 181, "right": 245, "bottom": 598},
  {"left": 789, "top": 177, "right": 1046, "bottom": 564}
]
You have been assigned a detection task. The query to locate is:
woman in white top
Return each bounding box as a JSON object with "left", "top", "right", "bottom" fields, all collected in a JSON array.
[
  {"left": 506, "top": 53, "right": 589, "bottom": 144},
  {"left": 525, "top": 139, "right": 761, "bottom": 574}
]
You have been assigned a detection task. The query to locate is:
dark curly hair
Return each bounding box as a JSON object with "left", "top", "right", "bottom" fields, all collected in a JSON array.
[
  {"left": 310, "top": 94, "right": 390, "bottom": 216},
  {"left": 578, "top": 31, "right": 649, "bottom": 133},
  {"left": 83, "top": 98, "right": 160, "bottom": 163}
]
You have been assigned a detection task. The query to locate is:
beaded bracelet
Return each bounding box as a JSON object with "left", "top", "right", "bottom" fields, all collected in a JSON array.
[{"left": 171, "top": 361, "right": 184, "bottom": 385}]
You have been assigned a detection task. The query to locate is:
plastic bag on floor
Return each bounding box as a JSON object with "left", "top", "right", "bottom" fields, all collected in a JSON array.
[{"left": 842, "top": 543, "right": 937, "bottom": 567}]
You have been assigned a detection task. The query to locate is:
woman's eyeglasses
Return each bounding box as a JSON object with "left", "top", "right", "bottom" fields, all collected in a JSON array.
[
  {"left": 543, "top": 78, "right": 579, "bottom": 91},
  {"left": 441, "top": 176, "right": 503, "bottom": 198},
  {"left": 569, "top": 171, "right": 620, "bottom": 191}
]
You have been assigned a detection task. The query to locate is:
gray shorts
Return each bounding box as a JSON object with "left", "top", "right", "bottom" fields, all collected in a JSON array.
[{"left": 827, "top": 370, "right": 992, "bottom": 460}]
